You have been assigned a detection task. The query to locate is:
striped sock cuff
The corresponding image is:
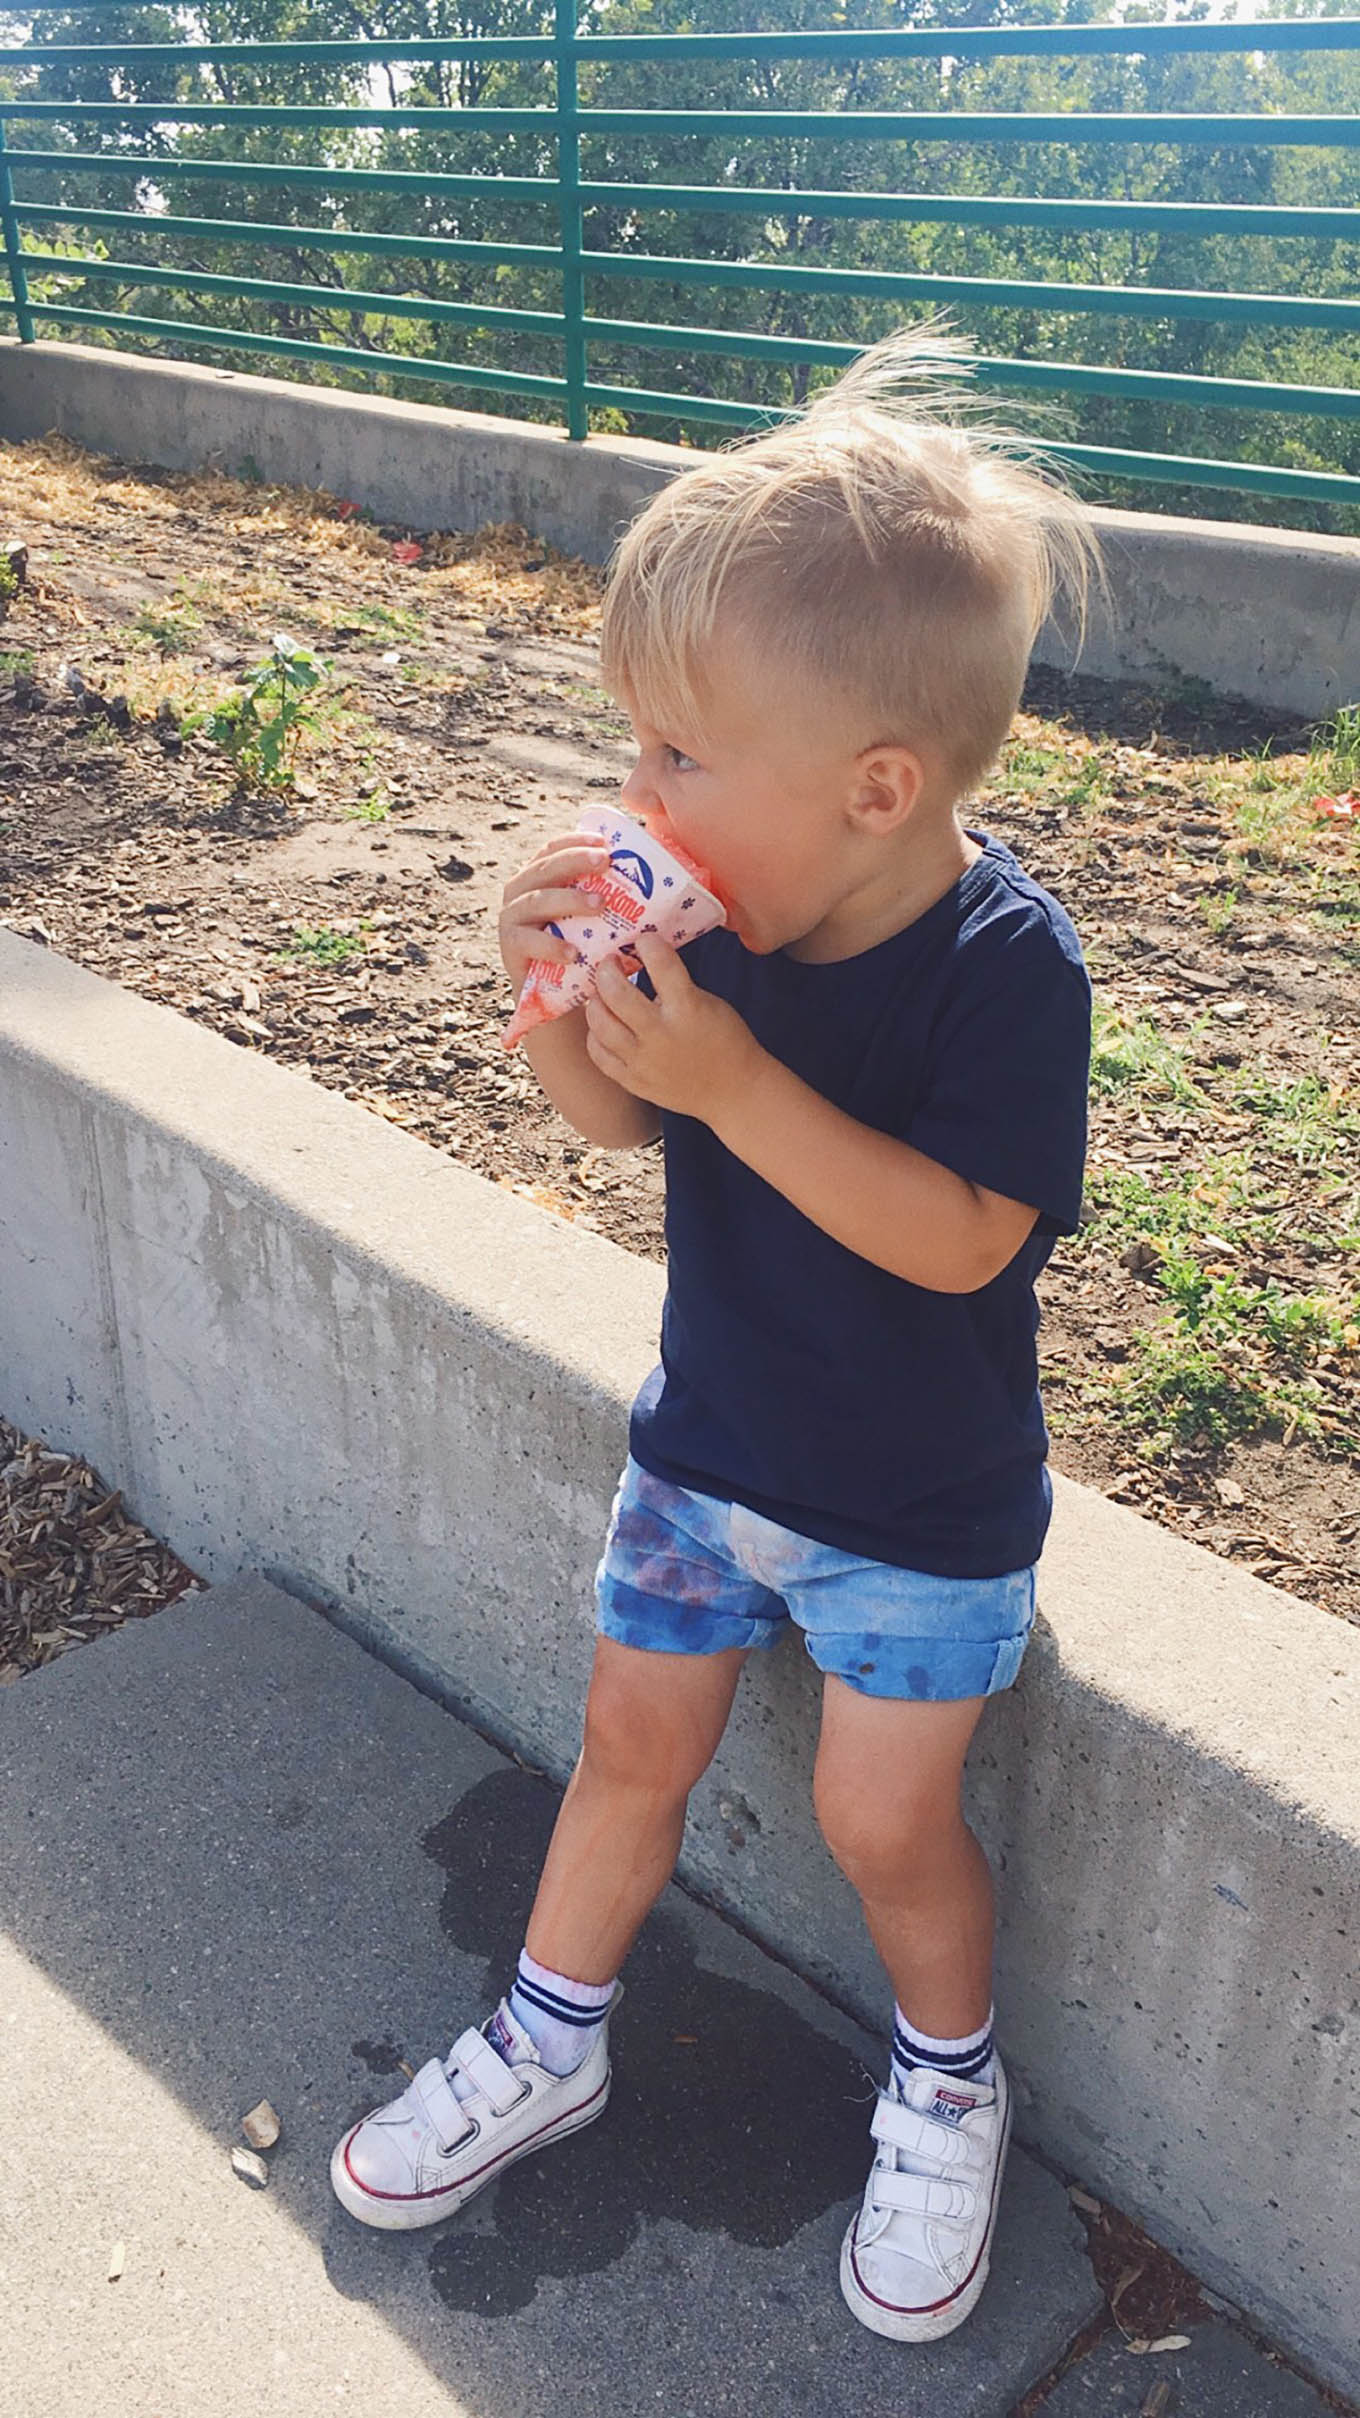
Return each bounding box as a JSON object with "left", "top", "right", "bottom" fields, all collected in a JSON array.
[
  {"left": 892, "top": 2003, "right": 995, "bottom": 2082},
  {"left": 512, "top": 1951, "right": 614, "bottom": 2030}
]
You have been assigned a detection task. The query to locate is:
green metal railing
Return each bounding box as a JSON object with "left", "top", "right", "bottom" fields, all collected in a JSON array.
[{"left": 0, "top": 9, "right": 1357, "bottom": 510}]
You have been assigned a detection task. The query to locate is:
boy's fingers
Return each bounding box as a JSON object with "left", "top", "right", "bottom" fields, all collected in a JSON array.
[
  {"left": 584, "top": 992, "right": 631, "bottom": 1056},
  {"left": 634, "top": 932, "right": 686, "bottom": 992},
  {"left": 504, "top": 886, "right": 598, "bottom": 919},
  {"left": 593, "top": 958, "right": 646, "bottom": 1031}
]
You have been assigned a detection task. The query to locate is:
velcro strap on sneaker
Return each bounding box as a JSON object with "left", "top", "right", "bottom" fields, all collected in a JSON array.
[
  {"left": 871, "top": 2169, "right": 974, "bottom": 2222},
  {"left": 871, "top": 2098, "right": 967, "bottom": 2162},
  {"left": 451, "top": 2027, "right": 531, "bottom": 2117},
  {"left": 412, "top": 2058, "right": 473, "bottom": 2153}
]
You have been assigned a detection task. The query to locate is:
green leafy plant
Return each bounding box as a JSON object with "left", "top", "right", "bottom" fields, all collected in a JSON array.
[
  {"left": 277, "top": 921, "right": 371, "bottom": 966},
  {"left": 189, "top": 633, "right": 328, "bottom": 789},
  {"left": 0, "top": 557, "right": 17, "bottom": 617}
]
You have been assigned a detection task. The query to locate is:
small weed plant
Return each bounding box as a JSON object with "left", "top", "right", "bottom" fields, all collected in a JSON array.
[
  {"left": 345, "top": 787, "right": 392, "bottom": 824},
  {"left": 135, "top": 589, "right": 204, "bottom": 655},
  {"left": 188, "top": 632, "right": 328, "bottom": 789},
  {"left": 277, "top": 921, "right": 372, "bottom": 966}
]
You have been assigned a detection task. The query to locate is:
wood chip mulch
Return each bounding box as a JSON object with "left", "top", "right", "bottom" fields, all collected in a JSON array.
[{"left": 0, "top": 1414, "right": 199, "bottom": 1683}]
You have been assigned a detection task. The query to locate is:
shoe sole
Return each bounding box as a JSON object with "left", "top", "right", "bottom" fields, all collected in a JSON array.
[
  {"left": 838, "top": 2074, "right": 1012, "bottom": 2344},
  {"left": 329, "top": 2066, "right": 611, "bottom": 2232}
]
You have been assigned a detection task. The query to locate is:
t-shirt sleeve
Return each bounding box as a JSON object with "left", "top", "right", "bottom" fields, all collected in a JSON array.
[{"left": 905, "top": 913, "right": 1091, "bottom": 1236}]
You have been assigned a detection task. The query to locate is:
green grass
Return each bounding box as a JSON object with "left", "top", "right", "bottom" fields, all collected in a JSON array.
[
  {"left": 0, "top": 646, "right": 35, "bottom": 681},
  {"left": 1310, "top": 702, "right": 1360, "bottom": 793},
  {"left": 1090, "top": 996, "right": 1210, "bottom": 1107},
  {"left": 1074, "top": 1145, "right": 1360, "bottom": 1458},
  {"left": 1002, "top": 740, "right": 1065, "bottom": 790},
  {"left": 1224, "top": 1069, "right": 1360, "bottom": 1173},
  {"left": 1198, "top": 885, "right": 1240, "bottom": 937},
  {"left": 344, "top": 787, "right": 392, "bottom": 824},
  {"left": 134, "top": 594, "right": 204, "bottom": 655},
  {"left": 276, "top": 921, "right": 371, "bottom": 966}
]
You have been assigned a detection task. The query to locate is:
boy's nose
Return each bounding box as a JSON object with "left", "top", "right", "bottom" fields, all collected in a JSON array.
[{"left": 620, "top": 757, "right": 659, "bottom": 814}]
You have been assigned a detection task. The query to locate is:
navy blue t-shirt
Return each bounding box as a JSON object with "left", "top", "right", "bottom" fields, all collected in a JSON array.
[{"left": 628, "top": 830, "right": 1091, "bottom": 1578}]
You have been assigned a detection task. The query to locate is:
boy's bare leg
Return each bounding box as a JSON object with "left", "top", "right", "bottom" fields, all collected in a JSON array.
[
  {"left": 812, "top": 1678, "right": 993, "bottom": 2034},
  {"left": 525, "top": 1634, "right": 749, "bottom": 1984}
]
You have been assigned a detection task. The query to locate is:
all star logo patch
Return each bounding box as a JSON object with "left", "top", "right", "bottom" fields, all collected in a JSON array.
[
  {"left": 486, "top": 2010, "right": 517, "bottom": 2060},
  {"left": 930, "top": 2087, "right": 979, "bottom": 2126}
]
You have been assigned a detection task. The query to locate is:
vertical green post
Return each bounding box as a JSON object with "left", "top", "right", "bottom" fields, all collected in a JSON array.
[
  {"left": 554, "top": 0, "right": 588, "bottom": 440},
  {"left": 0, "top": 124, "right": 35, "bottom": 344}
]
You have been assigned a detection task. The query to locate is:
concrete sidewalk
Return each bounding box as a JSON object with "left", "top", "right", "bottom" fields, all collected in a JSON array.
[{"left": 0, "top": 1579, "right": 1337, "bottom": 2418}]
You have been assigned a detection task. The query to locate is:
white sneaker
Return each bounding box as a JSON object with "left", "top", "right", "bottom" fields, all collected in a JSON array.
[
  {"left": 839, "top": 2055, "right": 1012, "bottom": 2342},
  {"left": 330, "top": 1989, "right": 619, "bottom": 2232}
]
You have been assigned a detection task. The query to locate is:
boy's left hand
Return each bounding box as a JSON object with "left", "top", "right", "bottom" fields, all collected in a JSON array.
[{"left": 584, "top": 934, "right": 759, "bottom": 1120}]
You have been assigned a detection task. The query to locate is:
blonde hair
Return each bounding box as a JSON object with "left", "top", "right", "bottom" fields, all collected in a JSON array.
[{"left": 600, "top": 319, "right": 1104, "bottom": 800}]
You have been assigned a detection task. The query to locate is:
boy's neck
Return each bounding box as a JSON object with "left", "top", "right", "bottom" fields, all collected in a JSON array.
[{"left": 785, "top": 816, "right": 983, "bottom": 965}]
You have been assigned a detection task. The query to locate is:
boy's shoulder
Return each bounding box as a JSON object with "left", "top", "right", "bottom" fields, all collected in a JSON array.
[{"left": 952, "top": 830, "right": 1087, "bottom": 986}]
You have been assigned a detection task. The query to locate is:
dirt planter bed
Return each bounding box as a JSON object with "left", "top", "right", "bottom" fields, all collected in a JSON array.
[{"left": 0, "top": 435, "right": 1356, "bottom": 1624}]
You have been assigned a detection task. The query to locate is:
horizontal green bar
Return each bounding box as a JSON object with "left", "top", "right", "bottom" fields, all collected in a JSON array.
[
  {"left": 579, "top": 180, "right": 1360, "bottom": 241},
  {"left": 21, "top": 208, "right": 1353, "bottom": 335},
  {"left": 21, "top": 250, "right": 565, "bottom": 335},
  {"left": 582, "top": 314, "right": 1360, "bottom": 419},
  {"left": 14, "top": 156, "right": 1355, "bottom": 242},
  {"left": 1, "top": 103, "right": 549, "bottom": 131},
  {"left": 7, "top": 149, "right": 556, "bottom": 206},
  {"left": 578, "top": 109, "right": 1360, "bottom": 147},
  {"left": 16, "top": 203, "right": 562, "bottom": 272},
  {"left": 578, "top": 378, "right": 1360, "bottom": 501},
  {"left": 580, "top": 379, "right": 764, "bottom": 429},
  {"left": 11, "top": 20, "right": 1360, "bottom": 64},
  {"left": 8, "top": 38, "right": 557, "bottom": 66},
  {"left": 21, "top": 302, "right": 569, "bottom": 396},
  {"left": 6, "top": 103, "right": 1360, "bottom": 148},
  {"left": 1045, "top": 441, "right": 1360, "bottom": 508},
  {"left": 583, "top": 250, "right": 1360, "bottom": 335},
  {"left": 584, "top": 20, "right": 1360, "bottom": 60}
]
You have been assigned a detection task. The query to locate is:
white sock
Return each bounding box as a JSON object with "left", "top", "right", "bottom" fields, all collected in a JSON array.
[
  {"left": 891, "top": 2002, "right": 996, "bottom": 2093},
  {"left": 507, "top": 1949, "right": 616, "bottom": 2077}
]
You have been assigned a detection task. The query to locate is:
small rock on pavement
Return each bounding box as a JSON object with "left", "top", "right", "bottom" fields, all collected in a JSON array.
[
  {"left": 241, "top": 2098, "right": 281, "bottom": 2150},
  {"left": 230, "top": 2146, "right": 270, "bottom": 2189}
]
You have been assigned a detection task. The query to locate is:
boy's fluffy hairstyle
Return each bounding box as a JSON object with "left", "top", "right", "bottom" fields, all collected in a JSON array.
[{"left": 600, "top": 319, "right": 1104, "bottom": 800}]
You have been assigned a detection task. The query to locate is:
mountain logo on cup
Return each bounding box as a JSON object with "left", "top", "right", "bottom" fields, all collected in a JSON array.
[{"left": 610, "top": 847, "right": 655, "bottom": 900}]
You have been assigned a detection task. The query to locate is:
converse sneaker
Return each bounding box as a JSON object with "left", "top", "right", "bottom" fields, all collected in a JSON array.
[
  {"left": 839, "top": 2054, "right": 1012, "bottom": 2341},
  {"left": 330, "top": 1988, "right": 619, "bottom": 2232}
]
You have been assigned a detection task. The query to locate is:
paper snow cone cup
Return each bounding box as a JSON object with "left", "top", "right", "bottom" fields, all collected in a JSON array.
[{"left": 503, "top": 804, "right": 727, "bottom": 1050}]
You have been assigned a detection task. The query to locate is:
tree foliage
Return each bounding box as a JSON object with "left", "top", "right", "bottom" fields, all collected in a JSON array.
[{"left": 7, "top": 0, "right": 1359, "bottom": 530}]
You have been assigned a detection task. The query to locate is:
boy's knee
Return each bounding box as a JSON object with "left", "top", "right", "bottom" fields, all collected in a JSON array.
[
  {"left": 580, "top": 1656, "right": 721, "bottom": 1800},
  {"left": 813, "top": 1764, "right": 956, "bottom": 1898}
]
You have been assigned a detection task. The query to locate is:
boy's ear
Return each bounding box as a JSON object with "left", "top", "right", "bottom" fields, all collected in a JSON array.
[{"left": 846, "top": 741, "right": 930, "bottom": 834}]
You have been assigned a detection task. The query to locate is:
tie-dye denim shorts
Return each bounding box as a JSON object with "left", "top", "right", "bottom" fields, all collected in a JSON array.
[{"left": 594, "top": 1456, "right": 1036, "bottom": 1703}]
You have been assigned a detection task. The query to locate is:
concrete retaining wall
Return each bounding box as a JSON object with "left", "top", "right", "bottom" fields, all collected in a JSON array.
[
  {"left": 1, "top": 927, "right": 1356, "bottom": 2398},
  {"left": 2, "top": 338, "right": 1359, "bottom": 722}
]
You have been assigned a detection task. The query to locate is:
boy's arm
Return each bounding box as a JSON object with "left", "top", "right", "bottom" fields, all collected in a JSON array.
[
  {"left": 524, "top": 1006, "right": 662, "bottom": 1151},
  {"left": 584, "top": 940, "right": 1040, "bottom": 1290},
  {"left": 708, "top": 1052, "right": 1038, "bottom": 1294}
]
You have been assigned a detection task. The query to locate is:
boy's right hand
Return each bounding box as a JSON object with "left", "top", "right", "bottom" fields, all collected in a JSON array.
[{"left": 497, "top": 833, "right": 613, "bottom": 994}]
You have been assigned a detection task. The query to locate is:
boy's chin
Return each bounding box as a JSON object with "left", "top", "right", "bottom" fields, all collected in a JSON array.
[{"left": 726, "top": 906, "right": 778, "bottom": 955}]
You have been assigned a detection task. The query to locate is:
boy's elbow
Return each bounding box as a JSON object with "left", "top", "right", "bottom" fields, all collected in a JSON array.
[{"left": 593, "top": 1101, "right": 662, "bottom": 1151}]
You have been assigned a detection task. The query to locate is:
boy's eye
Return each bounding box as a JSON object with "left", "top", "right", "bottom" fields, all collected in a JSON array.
[{"left": 665, "top": 745, "right": 699, "bottom": 772}]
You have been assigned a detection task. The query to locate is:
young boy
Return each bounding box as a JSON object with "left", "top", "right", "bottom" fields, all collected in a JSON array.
[{"left": 330, "top": 324, "right": 1098, "bottom": 2345}]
